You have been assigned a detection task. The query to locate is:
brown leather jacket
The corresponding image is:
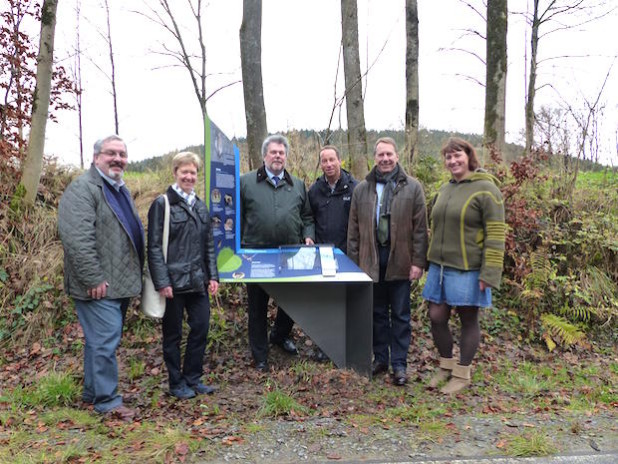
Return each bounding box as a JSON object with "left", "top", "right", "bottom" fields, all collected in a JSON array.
[{"left": 347, "top": 164, "right": 428, "bottom": 282}]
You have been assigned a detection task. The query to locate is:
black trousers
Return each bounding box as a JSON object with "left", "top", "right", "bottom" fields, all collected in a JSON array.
[
  {"left": 247, "top": 283, "right": 294, "bottom": 363},
  {"left": 373, "top": 245, "right": 412, "bottom": 369},
  {"left": 162, "top": 292, "right": 210, "bottom": 389}
]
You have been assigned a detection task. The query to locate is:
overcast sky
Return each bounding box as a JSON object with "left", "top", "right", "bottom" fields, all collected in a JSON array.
[{"left": 43, "top": 0, "right": 618, "bottom": 166}]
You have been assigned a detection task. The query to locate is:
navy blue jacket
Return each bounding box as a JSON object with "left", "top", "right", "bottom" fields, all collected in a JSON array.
[{"left": 308, "top": 169, "right": 358, "bottom": 253}]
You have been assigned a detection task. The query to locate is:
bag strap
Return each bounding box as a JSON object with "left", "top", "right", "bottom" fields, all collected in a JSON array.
[{"left": 162, "top": 194, "right": 170, "bottom": 263}]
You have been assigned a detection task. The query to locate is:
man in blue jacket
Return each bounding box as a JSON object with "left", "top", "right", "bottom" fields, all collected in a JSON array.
[
  {"left": 308, "top": 145, "right": 358, "bottom": 254},
  {"left": 58, "top": 135, "right": 144, "bottom": 419}
]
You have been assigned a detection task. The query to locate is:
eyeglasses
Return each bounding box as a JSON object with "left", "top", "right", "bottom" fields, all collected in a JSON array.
[{"left": 99, "top": 150, "right": 128, "bottom": 159}]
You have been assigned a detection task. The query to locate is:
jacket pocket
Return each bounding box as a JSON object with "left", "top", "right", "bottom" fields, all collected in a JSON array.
[
  {"left": 167, "top": 262, "right": 192, "bottom": 291},
  {"left": 171, "top": 209, "right": 189, "bottom": 224}
]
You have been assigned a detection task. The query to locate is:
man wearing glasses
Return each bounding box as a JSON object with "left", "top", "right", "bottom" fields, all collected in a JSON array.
[
  {"left": 240, "top": 134, "right": 315, "bottom": 372},
  {"left": 58, "top": 135, "right": 144, "bottom": 420}
]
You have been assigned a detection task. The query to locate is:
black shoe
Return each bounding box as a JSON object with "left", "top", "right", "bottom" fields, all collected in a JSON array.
[
  {"left": 372, "top": 361, "right": 389, "bottom": 376},
  {"left": 169, "top": 384, "right": 197, "bottom": 399},
  {"left": 191, "top": 383, "right": 216, "bottom": 395},
  {"left": 314, "top": 349, "right": 329, "bottom": 363},
  {"left": 272, "top": 337, "right": 298, "bottom": 355},
  {"left": 393, "top": 368, "right": 408, "bottom": 386},
  {"left": 255, "top": 360, "right": 269, "bottom": 372}
]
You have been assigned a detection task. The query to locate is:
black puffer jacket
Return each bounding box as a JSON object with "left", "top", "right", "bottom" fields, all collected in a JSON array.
[
  {"left": 308, "top": 169, "right": 358, "bottom": 253},
  {"left": 147, "top": 186, "right": 219, "bottom": 294}
]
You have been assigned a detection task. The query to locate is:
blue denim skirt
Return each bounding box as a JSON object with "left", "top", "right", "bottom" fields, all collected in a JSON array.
[{"left": 422, "top": 263, "right": 492, "bottom": 308}]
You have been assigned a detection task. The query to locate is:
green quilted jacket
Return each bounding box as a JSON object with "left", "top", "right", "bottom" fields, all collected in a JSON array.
[{"left": 58, "top": 165, "right": 144, "bottom": 300}]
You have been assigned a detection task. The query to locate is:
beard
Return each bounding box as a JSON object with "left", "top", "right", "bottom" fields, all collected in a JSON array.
[{"left": 108, "top": 166, "right": 125, "bottom": 180}]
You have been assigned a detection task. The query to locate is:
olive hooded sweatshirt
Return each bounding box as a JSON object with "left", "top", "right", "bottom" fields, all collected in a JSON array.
[{"left": 427, "top": 170, "right": 506, "bottom": 289}]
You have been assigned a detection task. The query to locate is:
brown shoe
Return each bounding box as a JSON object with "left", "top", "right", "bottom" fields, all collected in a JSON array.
[
  {"left": 108, "top": 405, "right": 136, "bottom": 421},
  {"left": 428, "top": 357, "right": 456, "bottom": 388},
  {"left": 440, "top": 364, "right": 472, "bottom": 394}
]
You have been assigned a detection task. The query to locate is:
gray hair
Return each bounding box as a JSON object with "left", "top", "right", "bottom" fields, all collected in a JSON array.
[
  {"left": 93, "top": 135, "right": 126, "bottom": 156},
  {"left": 261, "top": 134, "right": 289, "bottom": 158}
]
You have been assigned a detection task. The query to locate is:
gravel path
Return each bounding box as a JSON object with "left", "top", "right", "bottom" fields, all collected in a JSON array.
[{"left": 206, "top": 412, "right": 617, "bottom": 463}]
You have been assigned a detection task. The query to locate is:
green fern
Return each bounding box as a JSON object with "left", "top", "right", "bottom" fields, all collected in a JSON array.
[
  {"left": 559, "top": 304, "right": 596, "bottom": 322},
  {"left": 541, "top": 313, "right": 587, "bottom": 348},
  {"left": 525, "top": 251, "right": 552, "bottom": 290}
]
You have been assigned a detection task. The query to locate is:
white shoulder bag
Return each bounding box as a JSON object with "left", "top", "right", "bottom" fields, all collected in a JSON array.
[{"left": 140, "top": 194, "right": 170, "bottom": 318}]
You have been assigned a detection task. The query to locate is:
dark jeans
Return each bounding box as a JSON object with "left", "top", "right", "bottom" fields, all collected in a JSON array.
[
  {"left": 247, "top": 283, "right": 294, "bottom": 363},
  {"left": 373, "top": 245, "right": 411, "bottom": 370},
  {"left": 162, "top": 292, "right": 210, "bottom": 389}
]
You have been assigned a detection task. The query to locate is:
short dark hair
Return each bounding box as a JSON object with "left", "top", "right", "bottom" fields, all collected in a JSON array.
[
  {"left": 440, "top": 137, "right": 481, "bottom": 171},
  {"left": 319, "top": 145, "right": 341, "bottom": 160}
]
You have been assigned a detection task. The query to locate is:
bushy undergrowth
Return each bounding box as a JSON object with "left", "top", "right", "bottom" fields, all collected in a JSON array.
[
  {"left": 493, "top": 150, "right": 618, "bottom": 350},
  {"left": 0, "top": 146, "right": 616, "bottom": 353}
]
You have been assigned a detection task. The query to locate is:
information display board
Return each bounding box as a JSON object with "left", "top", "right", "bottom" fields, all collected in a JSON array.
[{"left": 203, "top": 117, "right": 372, "bottom": 376}]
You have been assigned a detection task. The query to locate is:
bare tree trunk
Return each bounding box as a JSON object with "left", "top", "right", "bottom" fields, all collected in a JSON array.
[
  {"left": 240, "top": 0, "right": 267, "bottom": 170},
  {"left": 75, "top": 0, "right": 84, "bottom": 168},
  {"left": 483, "top": 0, "right": 508, "bottom": 160},
  {"left": 525, "top": 0, "right": 540, "bottom": 154},
  {"left": 341, "top": 0, "right": 368, "bottom": 179},
  {"left": 404, "top": 0, "right": 419, "bottom": 168},
  {"left": 18, "top": 0, "right": 58, "bottom": 206},
  {"left": 102, "top": 0, "right": 119, "bottom": 134}
]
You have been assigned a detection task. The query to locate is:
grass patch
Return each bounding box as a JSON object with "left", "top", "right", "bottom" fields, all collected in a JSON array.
[
  {"left": 128, "top": 358, "right": 146, "bottom": 381},
  {"left": 290, "top": 359, "right": 322, "bottom": 382},
  {"left": 4, "top": 371, "right": 79, "bottom": 408},
  {"left": 416, "top": 419, "right": 449, "bottom": 443},
  {"left": 39, "top": 407, "right": 100, "bottom": 427},
  {"left": 258, "top": 388, "right": 309, "bottom": 418},
  {"left": 566, "top": 395, "right": 598, "bottom": 414},
  {"left": 121, "top": 424, "right": 211, "bottom": 462},
  {"left": 384, "top": 401, "right": 447, "bottom": 423},
  {"left": 505, "top": 431, "right": 557, "bottom": 457},
  {"left": 244, "top": 422, "right": 266, "bottom": 434},
  {"left": 493, "top": 361, "right": 553, "bottom": 398}
]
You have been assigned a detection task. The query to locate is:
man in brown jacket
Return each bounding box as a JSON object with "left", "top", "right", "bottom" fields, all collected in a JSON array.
[{"left": 347, "top": 137, "right": 428, "bottom": 386}]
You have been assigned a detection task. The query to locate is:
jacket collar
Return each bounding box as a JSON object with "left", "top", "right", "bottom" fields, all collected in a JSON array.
[
  {"left": 318, "top": 168, "right": 353, "bottom": 192},
  {"left": 256, "top": 164, "right": 293, "bottom": 185},
  {"left": 87, "top": 164, "right": 127, "bottom": 192},
  {"left": 366, "top": 163, "right": 408, "bottom": 184},
  {"left": 87, "top": 164, "right": 105, "bottom": 186},
  {"left": 165, "top": 185, "right": 201, "bottom": 214}
]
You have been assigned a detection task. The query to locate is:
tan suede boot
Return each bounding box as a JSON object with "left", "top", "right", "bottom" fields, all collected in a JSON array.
[
  {"left": 440, "top": 364, "right": 471, "bottom": 394},
  {"left": 428, "top": 357, "right": 456, "bottom": 388}
]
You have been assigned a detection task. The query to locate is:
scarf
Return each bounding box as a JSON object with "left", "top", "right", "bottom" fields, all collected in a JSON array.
[{"left": 375, "top": 164, "right": 400, "bottom": 246}]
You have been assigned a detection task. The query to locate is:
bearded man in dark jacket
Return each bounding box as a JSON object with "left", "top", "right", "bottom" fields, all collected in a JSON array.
[{"left": 240, "top": 134, "right": 315, "bottom": 372}]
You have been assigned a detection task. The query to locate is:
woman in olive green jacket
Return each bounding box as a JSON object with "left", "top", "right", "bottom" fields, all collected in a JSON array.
[{"left": 422, "top": 137, "right": 506, "bottom": 394}]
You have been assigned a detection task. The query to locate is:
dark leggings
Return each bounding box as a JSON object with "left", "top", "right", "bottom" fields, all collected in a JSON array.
[{"left": 428, "top": 303, "right": 480, "bottom": 366}]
